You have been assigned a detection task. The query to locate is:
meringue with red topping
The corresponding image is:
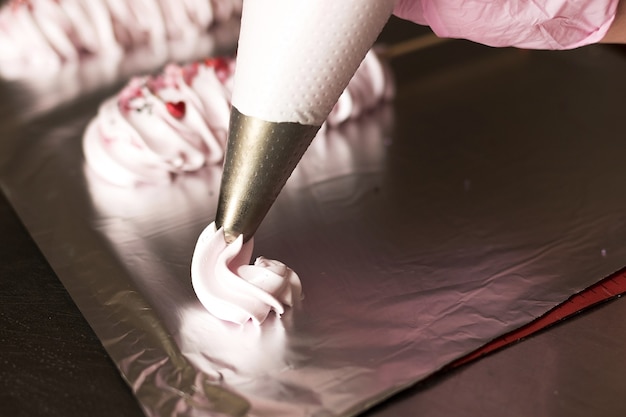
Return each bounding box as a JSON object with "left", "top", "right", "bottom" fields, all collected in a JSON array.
[
  {"left": 0, "top": 0, "right": 242, "bottom": 76},
  {"left": 83, "top": 57, "right": 234, "bottom": 186},
  {"left": 191, "top": 222, "right": 302, "bottom": 325},
  {"left": 83, "top": 50, "right": 393, "bottom": 186}
]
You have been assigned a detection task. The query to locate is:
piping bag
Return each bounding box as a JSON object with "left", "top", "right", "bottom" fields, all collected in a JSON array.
[{"left": 215, "top": 0, "right": 396, "bottom": 243}]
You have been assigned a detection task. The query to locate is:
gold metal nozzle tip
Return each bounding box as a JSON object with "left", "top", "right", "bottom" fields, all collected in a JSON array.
[{"left": 215, "top": 107, "right": 321, "bottom": 243}]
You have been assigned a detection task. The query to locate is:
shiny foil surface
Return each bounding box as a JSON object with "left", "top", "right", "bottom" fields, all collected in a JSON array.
[{"left": 2, "top": 24, "right": 626, "bottom": 417}]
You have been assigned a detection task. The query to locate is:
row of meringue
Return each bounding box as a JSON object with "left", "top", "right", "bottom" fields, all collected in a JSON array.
[
  {"left": 83, "top": 50, "right": 394, "bottom": 187},
  {"left": 0, "top": 0, "right": 242, "bottom": 74}
]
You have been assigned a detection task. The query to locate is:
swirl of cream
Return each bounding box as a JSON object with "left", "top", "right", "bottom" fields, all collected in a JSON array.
[
  {"left": 0, "top": 0, "right": 242, "bottom": 76},
  {"left": 83, "top": 58, "right": 234, "bottom": 186},
  {"left": 191, "top": 222, "right": 302, "bottom": 325}
]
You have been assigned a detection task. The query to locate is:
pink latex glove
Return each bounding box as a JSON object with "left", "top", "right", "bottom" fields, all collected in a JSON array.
[{"left": 393, "top": 0, "right": 620, "bottom": 49}]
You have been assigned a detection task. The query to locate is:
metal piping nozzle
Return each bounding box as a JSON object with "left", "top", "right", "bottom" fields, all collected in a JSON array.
[{"left": 215, "top": 107, "right": 321, "bottom": 243}]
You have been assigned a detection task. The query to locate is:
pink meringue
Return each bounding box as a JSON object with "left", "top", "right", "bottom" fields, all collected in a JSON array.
[
  {"left": 0, "top": 0, "right": 242, "bottom": 75},
  {"left": 83, "top": 58, "right": 234, "bottom": 186},
  {"left": 191, "top": 222, "right": 302, "bottom": 325}
]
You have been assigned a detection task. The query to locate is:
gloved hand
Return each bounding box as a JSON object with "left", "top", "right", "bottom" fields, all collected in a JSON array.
[{"left": 393, "top": 0, "right": 620, "bottom": 49}]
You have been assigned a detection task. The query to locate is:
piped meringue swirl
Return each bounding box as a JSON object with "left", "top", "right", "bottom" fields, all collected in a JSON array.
[
  {"left": 83, "top": 58, "right": 234, "bottom": 186},
  {"left": 191, "top": 222, "right": 302, "bottom": 325}
]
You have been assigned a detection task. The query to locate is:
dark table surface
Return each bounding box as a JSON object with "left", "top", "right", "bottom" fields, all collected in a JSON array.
[{"left": 3, "top": 16, "right": 626, "bottom": 417}]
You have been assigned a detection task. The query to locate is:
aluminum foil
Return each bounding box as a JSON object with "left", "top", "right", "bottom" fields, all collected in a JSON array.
[{"left": 2, "top": 32, "right": 626, "bottom": 416}]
